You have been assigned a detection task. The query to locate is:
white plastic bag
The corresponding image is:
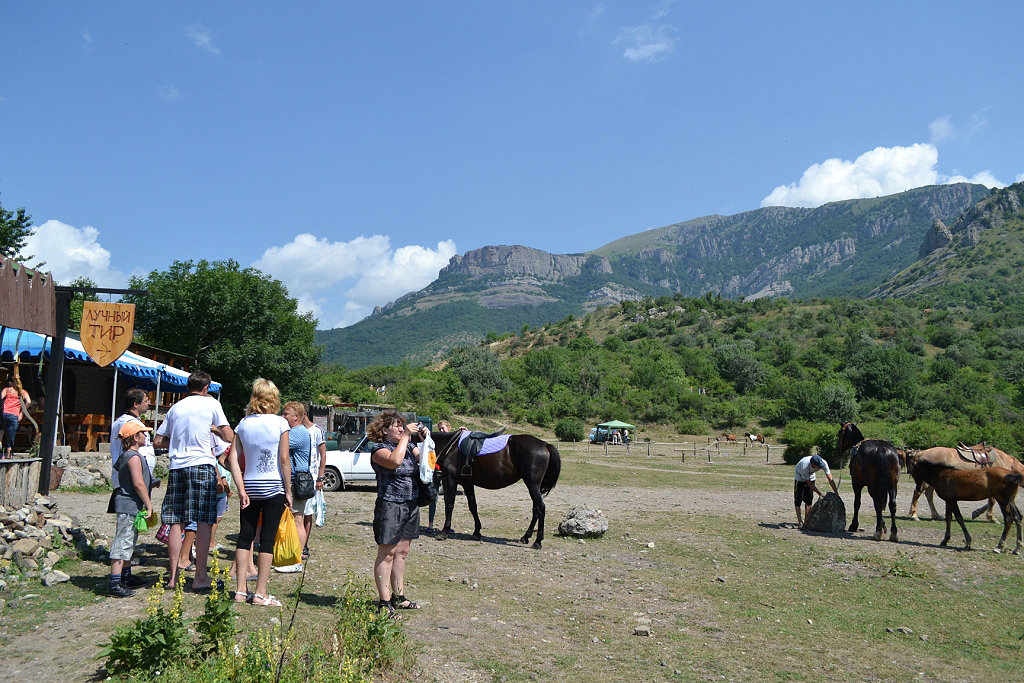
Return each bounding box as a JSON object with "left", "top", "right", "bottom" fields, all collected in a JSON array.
[
  {"left": 419, "top": 432, "right": 435, "bottom": 484},
  {"left": 313, "top": 490, "right": 326, "bottom": 527}
]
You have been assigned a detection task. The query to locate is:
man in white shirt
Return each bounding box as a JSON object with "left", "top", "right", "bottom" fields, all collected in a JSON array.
[
  {"left": 301, "top": 402, "right": 327, "bottom": 559},
  {"left": 793, "top": 454, "right": 839, "bottom": 529},
  {"left": 154, "top": 372, "right": 233, "bottom": 590},
  {"left": 109, "top": 389, "right": 151, "bottom": 489}
]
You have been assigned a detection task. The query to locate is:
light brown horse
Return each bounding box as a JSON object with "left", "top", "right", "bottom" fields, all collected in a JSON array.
[
  {"left": 909, "top": 443, "right": 1024, "bottom": 521},
  {"left": 907, "top": 456, "right": 1023, "bottom": 554},
  {"left": 720, "top": 433, "right": 737, "bottom": 442}
]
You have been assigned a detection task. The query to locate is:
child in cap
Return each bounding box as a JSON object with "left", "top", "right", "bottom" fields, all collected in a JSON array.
[{"left": 108, "top": 421, "right": 155, "bottom": 597}]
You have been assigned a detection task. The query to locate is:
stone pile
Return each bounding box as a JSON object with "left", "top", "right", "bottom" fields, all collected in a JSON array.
[
  {"left": 558, "top": 506, "right": 609, "bottom": 538},
  {"left": 0, "top": 493, "right": 110, "bottom": 599},
  {"left": 805, "top": 491, "right": 847, "bottom": 533}
]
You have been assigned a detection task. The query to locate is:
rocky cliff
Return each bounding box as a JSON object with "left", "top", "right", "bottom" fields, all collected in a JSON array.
[{"left": 318, "top": 182, "right": 991, "bottom": 367}]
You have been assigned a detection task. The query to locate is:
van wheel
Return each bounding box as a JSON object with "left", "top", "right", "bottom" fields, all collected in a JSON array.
[{"left": 322, "top": 467, "right": 342, "bottom": 492}]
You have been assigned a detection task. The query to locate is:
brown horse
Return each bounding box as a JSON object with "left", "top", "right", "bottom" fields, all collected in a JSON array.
[
  {"left": 720, "top": 433, "right": 737, "bottom": 442},
  {"left": 430, "top": 431, "right": 560, "bottom": 549},
  {"left": 838, "top": 422, "right": 901, "bottom": 542},
  {"left": 908, "top": 444, "right": 999, "bottom": 521},
  {"left": 907, "top": 456, "right": 1023, "bottom": 553}
]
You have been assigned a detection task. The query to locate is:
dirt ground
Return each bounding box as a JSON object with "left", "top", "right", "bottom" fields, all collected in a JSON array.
[{"left": 0, "top": 454, "right": 1012, "bottom": 681}]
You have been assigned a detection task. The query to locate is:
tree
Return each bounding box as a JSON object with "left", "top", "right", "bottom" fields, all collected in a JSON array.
[
  {"left": 0, "top": 196, "right": 38, "bottom": 264},
  {"left": 122, "top": 259, "right": 321, "bottom": 419},
  {"left": 67, "top": 276, "right": 100, "bottom": 330},
  {"left": 553, "top": 417, "right": 585, "bottom": 442}
]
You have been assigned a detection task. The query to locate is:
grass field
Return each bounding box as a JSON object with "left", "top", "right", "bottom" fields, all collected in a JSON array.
[{"left": 2, "top": 450, "right": 1023, "bottom": 681}]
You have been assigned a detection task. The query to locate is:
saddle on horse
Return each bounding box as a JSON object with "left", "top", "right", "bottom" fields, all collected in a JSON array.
[
  {"left": 457, "top": 429, "right": 507, "bottom": 476},
  {"left": 956, "top": 442, "right": 993, "bottom": 466}
]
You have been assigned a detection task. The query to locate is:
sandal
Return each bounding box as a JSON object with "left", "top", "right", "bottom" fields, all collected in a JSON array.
[
  {"left": 233, "top": 591, "right": 254, "bottom": 603},
  {"left": 390, "top": 594, "right": 420, "bottom": 610},
  {"left": 376, "top": 599, "right": 399, "bottom": 619},
  {"left": 251, "top": 593, "right": 282, "bottom": 607}
]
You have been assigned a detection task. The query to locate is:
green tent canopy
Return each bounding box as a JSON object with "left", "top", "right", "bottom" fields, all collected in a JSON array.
[{"left": 597, "top": 420, "right": 635, "bottom": 429}]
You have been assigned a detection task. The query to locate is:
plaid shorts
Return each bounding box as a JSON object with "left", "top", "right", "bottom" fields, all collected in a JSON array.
[{"left": 161, "top": 464, "right": 218, "bottom": 525}]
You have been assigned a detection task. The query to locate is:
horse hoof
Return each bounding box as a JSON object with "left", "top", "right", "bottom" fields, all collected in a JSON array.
[
  {"left": 848, "top": 525, "right": 858, "bottom": 533},
  {"left": 471, "top": 534, "right": 482, "bottom": 542},
  {"left": 993, "top": 547, "right": 1003, "bottom": 554},
  {"left": 889, "top": 533, "right": 898, "bottom": 543},
  {"left": 872, "top": 531, "right": 882, "bottom": 542},
  {"left": 531, "top": 541, "right": 542, "bottom": 549},
  {"left": 519, "top": 536, "right": 530, "bottom": 544},
  {"left": 910, "top": 515, "right": 919, "bottom": 522},
  {"left": 939, "top": 540, "right": 948, "bottom": 547}
]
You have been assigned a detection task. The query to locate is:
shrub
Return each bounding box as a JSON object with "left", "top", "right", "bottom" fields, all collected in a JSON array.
[
  {"left": 554, "top": 417, "right": 585, "bottom": 442},
  {"left": 781, "top": 421, "right": 838, "bottom": 466},
  {"left": 676, "top": 419, "right": 707, "bottom": 436}
]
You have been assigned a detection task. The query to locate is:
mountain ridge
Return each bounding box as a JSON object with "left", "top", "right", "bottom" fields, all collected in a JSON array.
[{"left": 316, "top": 182, "right": 991, "bottom": 368}]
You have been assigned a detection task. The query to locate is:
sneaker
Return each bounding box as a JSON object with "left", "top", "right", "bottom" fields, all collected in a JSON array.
[
  {"left": 108, "top": 583, "right": 136, "bottom": 598},
  {"left": 273, "top": 563, "right": 303, "bottom": 573},
  {"left": 121, "top": 575, "right": 151, "bottom": 589}
]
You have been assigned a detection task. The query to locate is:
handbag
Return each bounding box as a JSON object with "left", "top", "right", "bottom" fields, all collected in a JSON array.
[
  {"left": 272, "top": 507, "right": 302, "bottom": 567},
  {"left": 416, "top": 476, "right": 437, "bottom": 507},
  {"left": 292, "top": 470, "right": 315, "bottom": 500}
]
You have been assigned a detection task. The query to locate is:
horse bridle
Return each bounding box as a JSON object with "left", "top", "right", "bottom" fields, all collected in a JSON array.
[{"left": 432, "top": 431, "right": 462, "bottom": 466}]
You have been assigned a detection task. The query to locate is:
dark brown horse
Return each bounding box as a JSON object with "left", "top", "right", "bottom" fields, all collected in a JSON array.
[
  {"left": 430, "top": 431, "right": 561, "bottom": 549},
  {"left": 837, "top": 422, "right": 901, "bottom": 542},
  {"left": 907, "top": 455, "right": 1023, "bottom": 554}
]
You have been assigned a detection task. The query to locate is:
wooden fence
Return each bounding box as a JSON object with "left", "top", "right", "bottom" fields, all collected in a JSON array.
[
  {"left": 0, "top": 457, "right": 42, "bottom": 507},
  {"left": 557, "top": 438, "right": 786, "bottom": 464}
]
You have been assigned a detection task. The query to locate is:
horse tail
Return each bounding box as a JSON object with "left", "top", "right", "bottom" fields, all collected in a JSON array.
[{"left": 541, "top": 442, "right": 561, "bottom": 496}]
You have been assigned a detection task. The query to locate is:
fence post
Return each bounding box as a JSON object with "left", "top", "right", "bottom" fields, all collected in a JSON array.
[
  {"left": 647, "top": 442, "right": 650, "bottom": 456},
  {"left": 604, "top": 442, "right": 608, "bottom": 457},
  {"left": 766, "top": 444, "right": 770, "bottom": 464}
]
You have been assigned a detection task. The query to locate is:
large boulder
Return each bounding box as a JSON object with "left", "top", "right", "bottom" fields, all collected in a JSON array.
[
  {"left": 558, "top": 506, "right": 609, "bottom": 538},
  {"left": 805, "top": 492, "right": 847, "bottom": 533}
]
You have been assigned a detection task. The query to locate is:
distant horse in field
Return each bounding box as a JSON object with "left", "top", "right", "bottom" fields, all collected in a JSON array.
[
  {"left": 837, "top": 422, "right": 901, "bottom": 542},
  {"left": 430, "top": 430, "right": 561, "bottom": 549},
  {"left": 720, "top": 433, "right": 737, "bottom": 442},
  {"left": 744, "top": 432, "right": 764, "bottom": 444},
  {"left": 907, "top": 455, "right": 1023, "bottom": 554}
]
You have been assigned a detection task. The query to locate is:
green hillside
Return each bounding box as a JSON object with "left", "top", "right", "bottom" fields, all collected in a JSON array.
[
  {"left": 318, "top": 183, "right": 989, "bottom": 368},
  {"left": 314, "top": 183, "right": 1024, "bottom": 460}
]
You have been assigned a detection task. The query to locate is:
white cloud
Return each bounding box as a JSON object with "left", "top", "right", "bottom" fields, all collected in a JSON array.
[
  {"left": 81, "top": 30, "right": 92, "bottom": 53},
  {"left": 929, "top": 116, "right": 954, "bottom": 143},
  {"left": 1017, "top": 173, "right": 1024, "bottom": 183},
  {"left": 156, "top": 84, "right": 180, "bottom": 101},
  {"left": 186, "top": 25, "right": 220, "bottom": 56},
  {"left": 761, "top": 143, "right": 1006, "bottom": 208},
  {"left": 255, "top": 234, "right": 457, "bottom": 329},
  {"left": 615, "top": 2, "right": 677, "bottom": 62},
  {"left": 23, "top": 220, "right": 127, "bottom": 287}
]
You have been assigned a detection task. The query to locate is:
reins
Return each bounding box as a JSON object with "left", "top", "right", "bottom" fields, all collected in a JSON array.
[{"left": 432, "top": 431, "right": 462, "bottom": 466}]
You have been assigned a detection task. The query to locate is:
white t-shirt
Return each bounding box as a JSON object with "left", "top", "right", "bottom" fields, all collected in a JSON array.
[
  {"left": 109, "top": 412, "right": 150, "bottom": 489},
  {"left": 235, "top": 413, "right": 290, "bottom": 499},
  {"left": 307, "top": 423, "right": 325, "bottom": 474},
  {"left": 794, "top": 455, "right": 831, "bottom": 483},
  {"left": 156, "top": 394, "right": 229, "bottom": 470}
]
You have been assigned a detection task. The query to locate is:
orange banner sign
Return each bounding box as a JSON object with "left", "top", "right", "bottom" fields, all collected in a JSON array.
[{"left": 81, "top": 301, "right": 136, "bottom": 367}]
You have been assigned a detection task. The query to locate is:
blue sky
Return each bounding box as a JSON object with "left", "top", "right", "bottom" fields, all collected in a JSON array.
[{"left": 3, "top": 2, "right": 1022, "bottom": 330}]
